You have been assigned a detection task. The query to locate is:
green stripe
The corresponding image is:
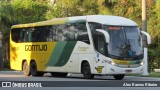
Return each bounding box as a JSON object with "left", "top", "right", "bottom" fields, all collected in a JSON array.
[
  {"left": 55, "top": 41, "right": 77, "bottom": 66},
  {"left": 46, "top": 41, "right": 76, "bottom": 67},
  {"left": 130, "top": 59, "right": 143, "bottom": 64},
  {"left": 46, "top": 42, "right": 66, "bottom": 66}
]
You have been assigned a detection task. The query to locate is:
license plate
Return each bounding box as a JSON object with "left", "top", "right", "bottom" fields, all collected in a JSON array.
[{"left": 125, "top": 70, "right": 132, "bottom": 73}]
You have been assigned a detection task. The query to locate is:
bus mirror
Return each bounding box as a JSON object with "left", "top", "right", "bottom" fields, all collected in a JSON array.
[
  {"left": 141, "top": 31, "right": 151, "bottom": 45},
  {"left": 96, "top": 29, "right": 110, "bottom": 43}
]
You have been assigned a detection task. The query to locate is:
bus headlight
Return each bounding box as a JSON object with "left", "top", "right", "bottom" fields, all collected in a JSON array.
[
  {"left": 109, "top": 61, "right": 115, "bottom": 65},
  {"left": 104, "top": 60, "right": 115, "bottom": 65},
  {"left": 140, "top": 61, "right": 144, "bottom": 66}
]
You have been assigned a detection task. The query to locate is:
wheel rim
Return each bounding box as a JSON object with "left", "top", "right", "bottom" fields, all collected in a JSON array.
[
  {"left": 85, "top": 66, "right": 89, "bottom": 75},
  {"left": 23, "top": 61, "right": 29, "bottom": 75},
  {"left": 84, "top": 65, "right": 90, "bottom": 77}
]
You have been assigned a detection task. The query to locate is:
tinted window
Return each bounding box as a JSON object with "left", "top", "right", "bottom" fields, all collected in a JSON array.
[
  {"left": 11, "top": 22, "right": 90, "bottom": 43},
  {"left": 11, "top": 29, "right": 21, "bottom": 42},
  {"left": 75, "top": 22, "right": 90, "bottom": 44},
  {"left": 89, "top": 22, "right": 103, "bottom": 49},
  {"left": 47, "top": 24, "right": 77, "bottom": 41},
  {"left": 11, "top": 27, "right": 49, "bottom": 42}
]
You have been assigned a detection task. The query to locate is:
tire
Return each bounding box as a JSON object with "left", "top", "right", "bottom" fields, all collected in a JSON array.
[
  {"left": 113, "top": 74, "right": 125, "bottom": 80},
  {"left": 30, "top": 61, "right": 44, "bottom": 77},
  {"left": 82, "top": 62, "right": 94, "bottom": 79},
  {"left": 51, "top": 72, "right": 68, "bottom": 77},
  {"left": 22, "top": 61, "right": 31, "bottom": 76}
]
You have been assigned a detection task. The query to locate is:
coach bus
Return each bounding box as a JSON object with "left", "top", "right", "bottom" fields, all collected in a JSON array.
[{"left": 10, "top": 15, "right": 151, "bottom": 80}]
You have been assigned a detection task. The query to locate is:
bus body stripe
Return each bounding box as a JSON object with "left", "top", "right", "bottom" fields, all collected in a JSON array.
[
  {"left": 46, "top": 42, "right": 66, "bottom": 66},
  {"left": 55, "top": 41, "right": 77, "bottom": 66},
  {"left": 46, "top": 41, "right": 76, "bottom": 67}
]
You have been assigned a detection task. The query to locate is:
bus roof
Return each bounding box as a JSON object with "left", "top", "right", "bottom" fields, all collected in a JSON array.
[
  {"left": 11, "top": 15, "right": 137, "bottom": 29},
  {"left": 69, "top": 15, "right": 138, "bottom": 26}
]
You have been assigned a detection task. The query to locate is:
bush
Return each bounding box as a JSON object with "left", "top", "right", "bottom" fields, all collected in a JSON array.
[{"left": 4, "top": 60, "right": 10, "bottom": 69}]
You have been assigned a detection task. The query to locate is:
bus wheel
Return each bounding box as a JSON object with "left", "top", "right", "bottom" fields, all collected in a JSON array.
[
  {"left": 51, "top": 72, "right": 68, "bottom": 77},
  {"left": 22, "top": 61, "right": 31, "bottom": 76},
  {"left": 30, "top": 61, "right": 44, "bottom": 77},
  {"left": 82, "top": 62, "right": 94, "bottom": 79},
  {"left": 113, "top": 74, "right": 125, "bottom": 80}
]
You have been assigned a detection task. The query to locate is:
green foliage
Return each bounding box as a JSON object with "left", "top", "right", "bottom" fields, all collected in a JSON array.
[
  {"left": 46, "top": 0, "right": 111, "bottom": 19},
  {"left": 0, "top": 1, "right": 14, "bottom": 41},
  {"left": 0, "top": 0, "right": 49, "bottom": 66},
  {"left": 156, "top": 0, "right": 160, "bottom": 29},
  {"left": 147, "top": 0, "right": 160, "bottom": 71},
  {"left": 148, "top": 72, "right": 160, "bottom": 77},
  {"left": 0, "top": 0, "right": 49, "bottom": 39},
  {"left": 11, "top": 0, "right": 48, "bottom": 23},
  {"left": 51, "top": 0, "right": 82, "bottom": 18},
  {"left": 113, "top": 0, "right": 142, "bottom": 27},
  {"left": 4, "top": 59, "right": 10, "bottom": 69}
]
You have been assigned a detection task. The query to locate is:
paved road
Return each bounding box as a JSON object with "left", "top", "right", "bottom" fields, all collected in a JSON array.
[
  {"left": 0, "top": 71, "right": 160, "bottom": 81},
  {"left": 0, "top": 71, "right": 160, "bottom": 90}
]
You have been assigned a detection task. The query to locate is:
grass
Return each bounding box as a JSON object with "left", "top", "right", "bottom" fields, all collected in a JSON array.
[
  {"left": 147, "top": 72, "right": 160, "bottom": 77},
  {"left": 127, "top": 72, "right": 160, "bottom": 78}
]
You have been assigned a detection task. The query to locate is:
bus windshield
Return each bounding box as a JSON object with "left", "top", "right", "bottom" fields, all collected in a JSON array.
[{"left": 104, "top": 26, "right": 143, "bottom": 59}]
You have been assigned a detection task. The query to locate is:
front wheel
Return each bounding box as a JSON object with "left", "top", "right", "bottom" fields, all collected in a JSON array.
[
  {"left": 113, "top": 74, "right": 125, "bottom": 80},
  {"left": 30, "top": 61, "right": 44, "bottom": 77},
  {"left": 82, "top": 62, "right": 94, "bottom": 79}
]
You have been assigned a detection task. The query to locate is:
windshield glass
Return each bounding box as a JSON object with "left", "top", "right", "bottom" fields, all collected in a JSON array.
[{"left": 104, "top": 26, "right": 143, "bottom": 59}]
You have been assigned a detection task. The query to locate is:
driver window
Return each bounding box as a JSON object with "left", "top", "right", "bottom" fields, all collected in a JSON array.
[
  {"left": 89, "top": 22, "right": 107, "bottom": 55},
  {"left": 97, "top": 35, "right": 106, "bottom": 55}
]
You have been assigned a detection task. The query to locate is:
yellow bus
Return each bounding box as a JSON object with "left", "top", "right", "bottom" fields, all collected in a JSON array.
[{"left": 10, "top": 15, "right": 151, "bottom": 80}]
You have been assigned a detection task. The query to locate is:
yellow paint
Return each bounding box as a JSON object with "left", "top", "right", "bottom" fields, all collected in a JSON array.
[
  {"left": 10, "top": 17, "right": 69, "bottom": 71},
  {"left": 112, "top": 59, "right": 131, "bottom": 65},
  {"left": 10, "top": 39, "right": 57, "bottom": 71},
  {"left": 11, "top": 18, "right": 68, "bottom": 29},
  {"left": 78, "top": 46, "right": 89, "bottom": 51}
]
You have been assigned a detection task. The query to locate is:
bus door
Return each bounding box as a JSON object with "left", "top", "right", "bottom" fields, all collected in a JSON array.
[{"left": 94, "top": 34, "right": 106, "bottom": 74}]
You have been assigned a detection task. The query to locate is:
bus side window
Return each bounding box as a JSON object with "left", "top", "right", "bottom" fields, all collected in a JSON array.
[
  {"left": 64, "top": 24, "right": 77, "bottom": 41},
  {"left": 32, "top": 29, "right": 38, "bottom": 42},
  {"left": 11, "top": 29, "right": 21, "bottom": 42},
  {"left": 33, "top": 27, "right": 48, "bottom": 42},
  {"left": 39, "top": 29, "right": 46, "bottom": 42},
  {"left": 75, "top": 22, "right": 90, "bottom": 44},
  {"left": 56, "top": 25, "right": 66, "bottom": 41},
  {"left": 27, "top": 28, "right": 33, "bottom": 42},
  {"left": 47, "top": 25, "right": 57, "bottom": 42},
  {"left": 23, "top": 30, "right": 28, "bottom": 42},
  {"left": 20, "top": 29, "right": 25, "bottom": 42}
]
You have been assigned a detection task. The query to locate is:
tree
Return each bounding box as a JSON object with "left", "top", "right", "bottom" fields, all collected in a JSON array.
[
  {"left": 0, "top": 0, "right": 49, "bottom": 68},
  {"left": 112, "top": 0, "right": 142, "bottom": 27},
  {"left": 46, "top": 0, "right": 111, "bottom": 19},
  {"left": 46, "top": 0, "right": 82, "bottom": 19}
]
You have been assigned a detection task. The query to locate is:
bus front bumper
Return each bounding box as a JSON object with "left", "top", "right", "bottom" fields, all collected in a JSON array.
[{"left": 105, "top": 64, "right": 144, "bottom": 75}]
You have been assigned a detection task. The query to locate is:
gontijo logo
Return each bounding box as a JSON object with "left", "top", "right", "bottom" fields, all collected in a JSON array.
[
  {"left": 95, "top": 66, "right": 104, "bottom": 73},
  {"left": 25, "top": 44, "right": 47, "bottom": 51}
]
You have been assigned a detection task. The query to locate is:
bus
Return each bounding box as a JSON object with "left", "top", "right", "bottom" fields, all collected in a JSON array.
[{"left": 10, "top": 15, "right": 151, "bottom": 80}]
